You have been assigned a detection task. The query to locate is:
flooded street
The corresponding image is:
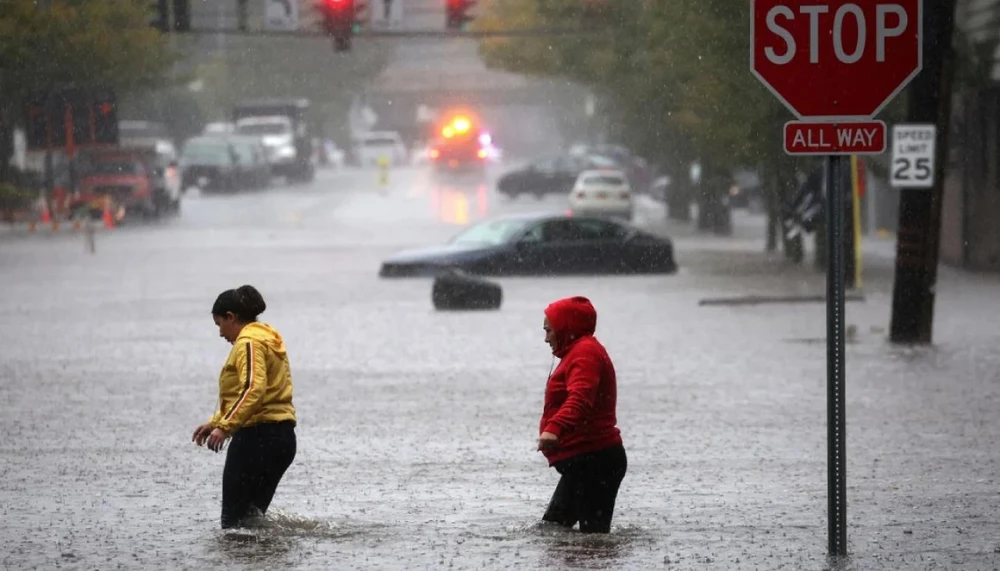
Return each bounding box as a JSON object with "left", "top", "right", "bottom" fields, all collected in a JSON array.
[{"left": 1, "top": 166, "right": 998, "bottom": 570}]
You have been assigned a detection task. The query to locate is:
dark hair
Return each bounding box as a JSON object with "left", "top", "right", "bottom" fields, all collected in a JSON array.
[{"left": 212, "top": 285, "right": 266, "bottom": 322}]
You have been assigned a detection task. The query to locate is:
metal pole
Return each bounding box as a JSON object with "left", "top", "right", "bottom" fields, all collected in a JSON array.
[{"left": 826, "top": 155, "right": 848, "bottom": 556}]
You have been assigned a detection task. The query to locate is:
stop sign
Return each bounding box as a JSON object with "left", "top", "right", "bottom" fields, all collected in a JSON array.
[{"left": 751, "top": 0, "right": 922, "bottom": 120}]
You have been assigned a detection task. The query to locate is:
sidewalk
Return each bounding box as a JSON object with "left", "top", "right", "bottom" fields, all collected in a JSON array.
[
  {"left": 0, "top": 215, "right": 116, "bottom": 239},
  {"left": 637, "top": 199, "right": 912, "bottom": 297}
]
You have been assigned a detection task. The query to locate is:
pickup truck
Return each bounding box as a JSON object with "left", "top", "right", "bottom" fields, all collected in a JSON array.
[{"left": 74, "top": 147, "right": 180, "bottom": 220}]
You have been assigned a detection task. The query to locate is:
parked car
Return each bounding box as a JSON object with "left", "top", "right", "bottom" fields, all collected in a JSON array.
[
  {"left": 379, "top": 213, "right": 676, "bottom": 277},
  {"left": 179, "top": 136, "right": 241, "bottom": 192},
  {"left": 224, "top": 135, "right": 272, "bottom": 189},
  {"left": 496, "top": 154, "right": 618, "bottom": 198},
  {"left": 569, "top": 169, "right": 634, "bottom": 220},
  {"left": 355, "top": 131, "right": 408, "bottom": 166}
]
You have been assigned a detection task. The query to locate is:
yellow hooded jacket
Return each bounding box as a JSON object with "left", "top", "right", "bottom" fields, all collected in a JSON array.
[{"left": 209, "top": 322, "right": 296, "bottom": 434}]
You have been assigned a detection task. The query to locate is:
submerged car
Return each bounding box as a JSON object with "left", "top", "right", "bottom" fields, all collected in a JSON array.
[{"left": 378, "top": 213, "right": 677, "bottom": 278}]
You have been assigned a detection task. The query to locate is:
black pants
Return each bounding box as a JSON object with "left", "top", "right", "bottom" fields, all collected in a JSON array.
[
  {"left": 542, "top": 444, "right": 627, "bottom": 533},
  {"left": 221, "top": 421, "right": 296, "bottom": 529}
]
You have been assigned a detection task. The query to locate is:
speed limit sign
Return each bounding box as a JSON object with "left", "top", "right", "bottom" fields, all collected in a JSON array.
[{"left": 891, "top": 124, "right": 936, "bottom": 189}]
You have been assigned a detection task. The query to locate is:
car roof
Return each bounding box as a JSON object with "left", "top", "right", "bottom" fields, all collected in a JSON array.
[
  {"left": 481, "top": 212, "right": 627, "bottom": 226},
  {"left": 578, "top": 169, "right": 627, "bottom": 178},
  {"left": 236, "top": 116, "right": 290, "bottom": 124},
  {"left": 184, "top": 136, "right": 230, "bottom": 146},
  {"left": 236, "top": 98, "right": 310, "bottom": 108}
]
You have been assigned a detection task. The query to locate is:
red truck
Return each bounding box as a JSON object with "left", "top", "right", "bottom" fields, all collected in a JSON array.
[{"left": 73, "top": 148, "right": 180, "bottom": 220}]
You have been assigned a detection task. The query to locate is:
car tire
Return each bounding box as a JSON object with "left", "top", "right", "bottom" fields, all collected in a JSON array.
[{"left": 432, "top": 269, "right": 502, "bottom": 311}]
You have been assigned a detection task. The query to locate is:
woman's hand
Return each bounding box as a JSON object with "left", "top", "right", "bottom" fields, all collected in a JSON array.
[
  {"left": 192, "top": 423, "right": 213, "bottom": 447},
  {"left": 537, "top": 431, "right": 559, "bottom": 451},
  {"left": 206, "top": 428, "right": 229, "bottom": 452}
]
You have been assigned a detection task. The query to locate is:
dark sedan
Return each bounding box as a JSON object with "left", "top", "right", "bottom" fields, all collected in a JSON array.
[
  {"left": 379, "top": 213, "right": 677, "bottom": 278},
  {"left": 497, "top": 155, "right": 619, "bottom": 198}
]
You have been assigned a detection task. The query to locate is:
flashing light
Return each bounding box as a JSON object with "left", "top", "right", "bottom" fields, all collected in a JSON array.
[
  {"left": 442, "top": 125, "right": 455, "bottom": 139},
  {"left": 429, "top": 148, "right": 441, "bottom": 159},
  {"left": 478, "top": 132, "right": 492, "bottom": 146},
  {"left": 477, "top": 148, "right": 488, "bottom": 159},
  {"left": 452, "top": 116, "right": 471, "bottom": 134}
]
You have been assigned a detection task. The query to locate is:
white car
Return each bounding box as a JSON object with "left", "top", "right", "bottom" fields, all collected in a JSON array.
[
  {"left": 569, "top": 169, "right": 634, "bottom": 220},
  {"left": 203, "top": 122, "right": 236, "bottom": 135},
  {"left": 355, "top": 131, "right": 408, "bottom": 167}
]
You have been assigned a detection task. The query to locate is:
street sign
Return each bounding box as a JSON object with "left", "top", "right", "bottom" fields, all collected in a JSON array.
[
  {"left": 751, "top": 1, "right": 927, "bottom": 558},
  {"left": 264, "top": 0, "right": 299, "bottom": 32},
  {"left": 784, "top": 121, "right": 886, "bottom": 155},
  {"left": 890, "top": 124, "right": 936, "bottom": 188},
  {"left": 751, "top": 0, "right": 923, "bottom": 120}
]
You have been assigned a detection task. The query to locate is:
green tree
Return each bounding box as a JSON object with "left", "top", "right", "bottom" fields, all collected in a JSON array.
[
  {"left": 478, "top": 0, "right": 781, "bottom": 228},
  {"left": 0, "top": 0, "right": 176, "bottom": 181}
]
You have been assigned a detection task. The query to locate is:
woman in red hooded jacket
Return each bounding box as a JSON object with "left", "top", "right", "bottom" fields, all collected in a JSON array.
[{"left": 537, "top": 296, "right": 627, "bottom": 534}]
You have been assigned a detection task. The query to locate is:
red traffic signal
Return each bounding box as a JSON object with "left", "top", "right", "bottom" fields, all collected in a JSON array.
[
  {"left": 319, "top": 0, "right": 364, "bottom": 52},
  {"left": 446, "top": 0, "right": 475, "bottom": 30}
]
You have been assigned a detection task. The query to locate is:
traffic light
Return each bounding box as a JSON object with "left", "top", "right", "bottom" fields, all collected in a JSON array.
[
  {"left": 150, "top": 0, "right": 169, "bottom": 32},
  {"left": 173, "top": 0, "right": 190, "bottom": 32},
  {"left": 446, "top": 0, "right": 475, "bottom": 30},
  {"left": 92, "top": 91, "right": 119, "bottom": 146},
  {"left": 321, "top": 0, "right": 356, "bottom": 52},
  {"left": 24, "top": 98, "right": 48, "bottom": 151}
]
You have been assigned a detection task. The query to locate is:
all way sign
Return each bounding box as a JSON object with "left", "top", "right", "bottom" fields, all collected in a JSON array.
[{"left": 783, "top": 121, "right": 887, "bottom": 155}]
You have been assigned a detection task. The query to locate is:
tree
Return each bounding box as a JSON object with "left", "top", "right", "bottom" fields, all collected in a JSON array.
[
  {"left": 0, "top": 0, "right": 176, "bottom": 182},
  {"left": 477, "top": 0, "right": 782, "bottom": 228}
]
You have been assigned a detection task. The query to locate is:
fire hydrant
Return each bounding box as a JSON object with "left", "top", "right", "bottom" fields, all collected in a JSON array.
[{"left": 376, "top": 156, "right": 390, "bottom": 191}]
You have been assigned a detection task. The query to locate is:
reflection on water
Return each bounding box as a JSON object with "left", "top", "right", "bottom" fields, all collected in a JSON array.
[
  {"left": 431, "top": 184, "right": 491, "bottom": 226},
  {"left": 216, "top": 530, "right": 296, "bottom": 566},
  {"left": 458, "top": 520, "right": 653, "bottom": 568},
  {"left": 532, "top": 522, "right": 651, "bottom": 568},
  {"left": 211, "top": 509, "right": 393, "bottom": 566}
]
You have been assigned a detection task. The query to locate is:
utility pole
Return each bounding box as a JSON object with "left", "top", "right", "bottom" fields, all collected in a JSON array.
[{"left": 889, "top": 0, "right": 959, "bottom": 344}]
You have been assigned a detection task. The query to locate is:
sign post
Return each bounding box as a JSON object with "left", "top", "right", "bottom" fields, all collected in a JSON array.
[
  {"left": 890, "top": 124, "right": 936, "bottom": 189},
  {"left": 751, "top": 0, "right": 923, "bottom": 557}
]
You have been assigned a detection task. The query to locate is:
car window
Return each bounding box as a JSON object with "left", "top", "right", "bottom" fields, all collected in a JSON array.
[
  {"left": 532, "top": 157, "right": 558, "bottom": 173},
  {"left": 89, "top": 161, "right": 143, "bottom": 176},
  {"left": 237, "top": 123, "right": 290, "bottom": 136},
  {"left": 231, "top": 143, "right": 255, "bottom": 163},
  {"left": 581, "top": 219, "right": 631, "bottom": 240},
  {"left": 182, "top": 143, "right": 231, "bottom": 165},
  {"left": 449, "top": 218, "right": 532, "bottom": 246},
  {"left": 520, "top": 223, "right": 545, "bottom": 243},
  {"left": 538, "top": 219, "right": 628, "bottom": 242},
  {"left": 582, "top": 174, "right": 627, "bottom": 186}
]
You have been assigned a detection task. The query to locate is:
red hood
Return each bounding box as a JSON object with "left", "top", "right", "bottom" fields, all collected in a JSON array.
[
  {"left": 82, "top": 174, "right": 147, "bottom": 188},
  {"left": 544, "top": 296, "right": 597, "bottom": 357}
]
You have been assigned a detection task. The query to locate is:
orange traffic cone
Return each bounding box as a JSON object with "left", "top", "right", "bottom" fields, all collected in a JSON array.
[
  {"left": 102, "top": 196, "right": 115, "bottom": 230},
  {"left": 39, "top": 198, "right": 51, "bottom": 224}
]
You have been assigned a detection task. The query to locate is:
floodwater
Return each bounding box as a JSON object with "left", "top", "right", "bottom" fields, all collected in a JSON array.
[{"left": 2, "top": 167, "right": 999, "bottom": 569}]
